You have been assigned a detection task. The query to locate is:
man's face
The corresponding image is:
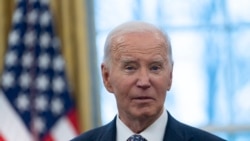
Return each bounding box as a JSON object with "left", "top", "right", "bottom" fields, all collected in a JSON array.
[{"left": 102, "top": 32, "right": 173, "bottom": 121}]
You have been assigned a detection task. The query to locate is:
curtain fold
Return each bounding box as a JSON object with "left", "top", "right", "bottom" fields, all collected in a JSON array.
[
  {"left": 0, "top": 0, "right": 14, "bottom": 76},
  {"left": 0, "top": 0, "right": 94, "bottom": 132}
]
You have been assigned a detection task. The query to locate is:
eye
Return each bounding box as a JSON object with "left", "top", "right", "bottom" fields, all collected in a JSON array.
[
  {"left": 125, "top": 66, "right": 135, "bottom": 70},
  {"left": 122, "top": 63, "right": 137, "bottom": 72},
  {"left": 122, "top": 61, "right": 138, "bottom": 73},
  {"left": 151, "top": 66, "right": 160, "bottom": 70},
  {"left": 150, "top": 64, "right": 162, "bottom": 72}
]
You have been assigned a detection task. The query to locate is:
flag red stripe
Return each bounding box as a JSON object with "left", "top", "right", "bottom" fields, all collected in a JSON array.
[
  {"left": 43, "top": 133, "right": 54, "bottom": 141},
  {"left": 0, "top": 134, "right": 5, "bottom": 141},
  {"left": 67, "top": 108, "right": 80, "bottom": 134}
]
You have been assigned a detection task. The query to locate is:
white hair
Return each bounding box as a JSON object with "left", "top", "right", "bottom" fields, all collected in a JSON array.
[{"left": 103, "top": 21, "right": 173, "bottom": 66}]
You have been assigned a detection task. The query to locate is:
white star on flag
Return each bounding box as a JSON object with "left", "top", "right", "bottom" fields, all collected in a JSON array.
[
  {"left": 51, "top": 98, "right": 63, "bottom": 115},
  {"left": 40, "top": 32, "right": 51, "bottom": 48},
  {"left": 38, "top": 53, "right": 50, "bottom": 69},
  {"left": 53, "top": 55, "right": 65, "bottom": 71},
  {"left": 36, "top": 75, "right": 49, "bottom": 91},
  {"left": 40, "top": 11, "right": 50, "bottom": 27},
  {"left": 2, "top": 72, "right": 15, "bottom": 88},
  {"left": 13, "top": 8, "right": 23, "bottom": 24},
  {"left": 8, "top": 30, "right": 20, "bottom": 46},
  {"left": 5, "top": 51, "right": 17, "bottom": 67},
  {"left": 53, "top": 76, "right": 65, "bottom": 94},
  {"left": 24, "top": 30, "right": 36, "bottom": 47},
  {"left": 27, "top": 9, "right": 38, "bottom": 24},
  {"left": 19, "top": 72, "right": 31, "bottom": 89},
  {"left": 16, "top": 93, "right": 30, "bottom": 112},
  {"left": 34, "top": 117, "right": 46, "bottom": 134},
  {"left": 35, "top": 95, "right": 48, "bottom": 112},
  {"left": 22, "top": 51, "right": 33, "bottom": 68}
]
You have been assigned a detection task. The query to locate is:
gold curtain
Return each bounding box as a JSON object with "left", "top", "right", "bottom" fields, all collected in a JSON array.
[
  {"left": 0, "top": 0, "right": 14, "bottom": 75},
  {"left": 0, "top": 0, "right": 93, "bottom": 132}
]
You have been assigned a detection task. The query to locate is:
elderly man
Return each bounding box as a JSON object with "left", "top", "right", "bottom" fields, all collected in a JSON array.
[{"left": 71, "top": 21, "right": 225, "bottom": 141}]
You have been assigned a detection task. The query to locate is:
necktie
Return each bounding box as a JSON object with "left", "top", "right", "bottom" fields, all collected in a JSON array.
[{"left": 127, "top": 134, "right": 147, "bottom": 141}]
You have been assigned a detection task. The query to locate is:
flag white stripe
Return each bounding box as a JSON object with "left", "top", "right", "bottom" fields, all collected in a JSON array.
[
  {"left": 0, "top": 92, "right": 32, "bottom": 141},
  {"left": 51, "top": 116, "right": 77, "bottom": 141}
]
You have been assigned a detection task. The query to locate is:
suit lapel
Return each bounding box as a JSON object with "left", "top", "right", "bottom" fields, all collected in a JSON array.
[
  {"left": 99, "top": 116, "right": 117, "bottom": 141},
  {"left": 163, "top": 112, "right": 194, "bottom": 141},
  {"left": 163, "top": 112, "right": 182, "bottom": 141}
]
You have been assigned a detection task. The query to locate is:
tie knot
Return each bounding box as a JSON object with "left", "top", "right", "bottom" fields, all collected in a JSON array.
[{"left": 127, "top": 134, "right": 147, "bottom": 141}]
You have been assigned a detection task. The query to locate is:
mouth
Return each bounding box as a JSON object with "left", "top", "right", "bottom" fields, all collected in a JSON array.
[{"left": 132, "top": 96, "right": 154, "bottom": 102}]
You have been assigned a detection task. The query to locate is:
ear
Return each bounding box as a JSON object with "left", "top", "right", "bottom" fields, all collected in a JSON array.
[
  {"left": 167, "top": 70, "right": 173, "bottom": 91},
  {"left": 167, "top": 66, "right": 173, "bottom": 91},
  {"left": 101, "top": 64, "right": 114, "bottom": 93}
]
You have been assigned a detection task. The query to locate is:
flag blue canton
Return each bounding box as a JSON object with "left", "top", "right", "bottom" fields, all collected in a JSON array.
[{"left": 1, "top": 0, "right": 76, "bottom": 139}]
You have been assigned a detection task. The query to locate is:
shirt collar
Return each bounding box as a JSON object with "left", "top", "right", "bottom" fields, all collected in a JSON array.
[{"left": 116, "top": 110, "right": 168, "bottom": 141}]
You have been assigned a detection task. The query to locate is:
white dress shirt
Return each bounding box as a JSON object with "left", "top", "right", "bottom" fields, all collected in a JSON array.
[{"left": 116, "top": 110, "right": 168, "bottom": 141}]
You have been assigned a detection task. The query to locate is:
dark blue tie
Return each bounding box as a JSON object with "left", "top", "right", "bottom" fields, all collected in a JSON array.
[{"left": 127, "top": 134, "right": 147, "bottom": 141}]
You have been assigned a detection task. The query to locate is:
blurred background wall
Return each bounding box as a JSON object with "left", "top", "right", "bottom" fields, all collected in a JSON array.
[{"left": 94, "top": 0, "right": 250, "bottom": 140}]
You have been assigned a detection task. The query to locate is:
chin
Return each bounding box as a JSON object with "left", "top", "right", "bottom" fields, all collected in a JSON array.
[{"left": 132, "top": 109, "right": 157, "bottom": 118}]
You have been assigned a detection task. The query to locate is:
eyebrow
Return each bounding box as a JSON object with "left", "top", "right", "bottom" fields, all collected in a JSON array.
[
  {"left": 148, "top": 56, "right": 166, "bottom": 63},
  {"left": 151, "top": 60, "right": 165, "bottom": 64},
  {"left": 120, "top": 57, "right": 165, "bottom": 65},
  {"left": 119, "top": 56, "right": 138, "bottom": 62},
  {"left": 120, "top": 60, "right": 137, "bottom": 66}
]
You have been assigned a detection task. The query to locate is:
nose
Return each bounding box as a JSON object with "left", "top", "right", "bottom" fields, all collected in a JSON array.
[{"left": 136, "top": 68, "right": 151, "bottom": 89}]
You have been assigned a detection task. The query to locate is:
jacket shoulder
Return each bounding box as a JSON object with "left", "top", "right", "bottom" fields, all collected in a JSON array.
[
  {"left": 182, "top": 124, "right": 226, "bottom": 141},
  {"left": 70, "top": 126, "right": 103, "bottom": 141},
  {"left": 71, "top": 118, "right": 116, "bottom": 141},
  {"left": 166, "top": 112, "right": 226, "bottom": 141}
]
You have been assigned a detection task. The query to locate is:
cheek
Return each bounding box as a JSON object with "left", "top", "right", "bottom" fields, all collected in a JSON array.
[
  {"left": 155, "top": 76, "right": 170, "bottom": 90},
  {"left": 152, "top": 78, "right": 170, "bottom": 101},
  {"left": 161, "top": 70, "right": 172, "bottom": 89},
  {"left": 110, "top": 75, "right": 132, "bottom": 96}
]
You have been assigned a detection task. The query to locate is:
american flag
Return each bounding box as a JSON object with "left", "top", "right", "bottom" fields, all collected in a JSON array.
[{"left": 0, "top": 0, "right": 79, "bottom": 140}]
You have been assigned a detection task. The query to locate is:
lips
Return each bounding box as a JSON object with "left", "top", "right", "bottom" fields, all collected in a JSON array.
[
  {"left": 135, "top": 96, "right": 151, "bottom": 99},
  {"left": 132, "top": 96, "right": 154, "bottom": 102}
]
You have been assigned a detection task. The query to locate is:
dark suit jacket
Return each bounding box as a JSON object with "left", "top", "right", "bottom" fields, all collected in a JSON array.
[{"left": 71, "top": 112, "right": 226, "bottom": 141}]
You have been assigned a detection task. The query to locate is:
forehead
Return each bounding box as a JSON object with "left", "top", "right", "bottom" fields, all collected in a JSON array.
[
  {"left": 113, "top": 31, "right": 165, "bottom": 44},
  {"left": 110, "top": 32, "right": 168, "bottom": 58}
]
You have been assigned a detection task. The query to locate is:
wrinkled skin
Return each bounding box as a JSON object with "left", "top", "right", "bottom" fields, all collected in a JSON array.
[{"left": 101, "top": 32, "right": 173, "bottom": 133}]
